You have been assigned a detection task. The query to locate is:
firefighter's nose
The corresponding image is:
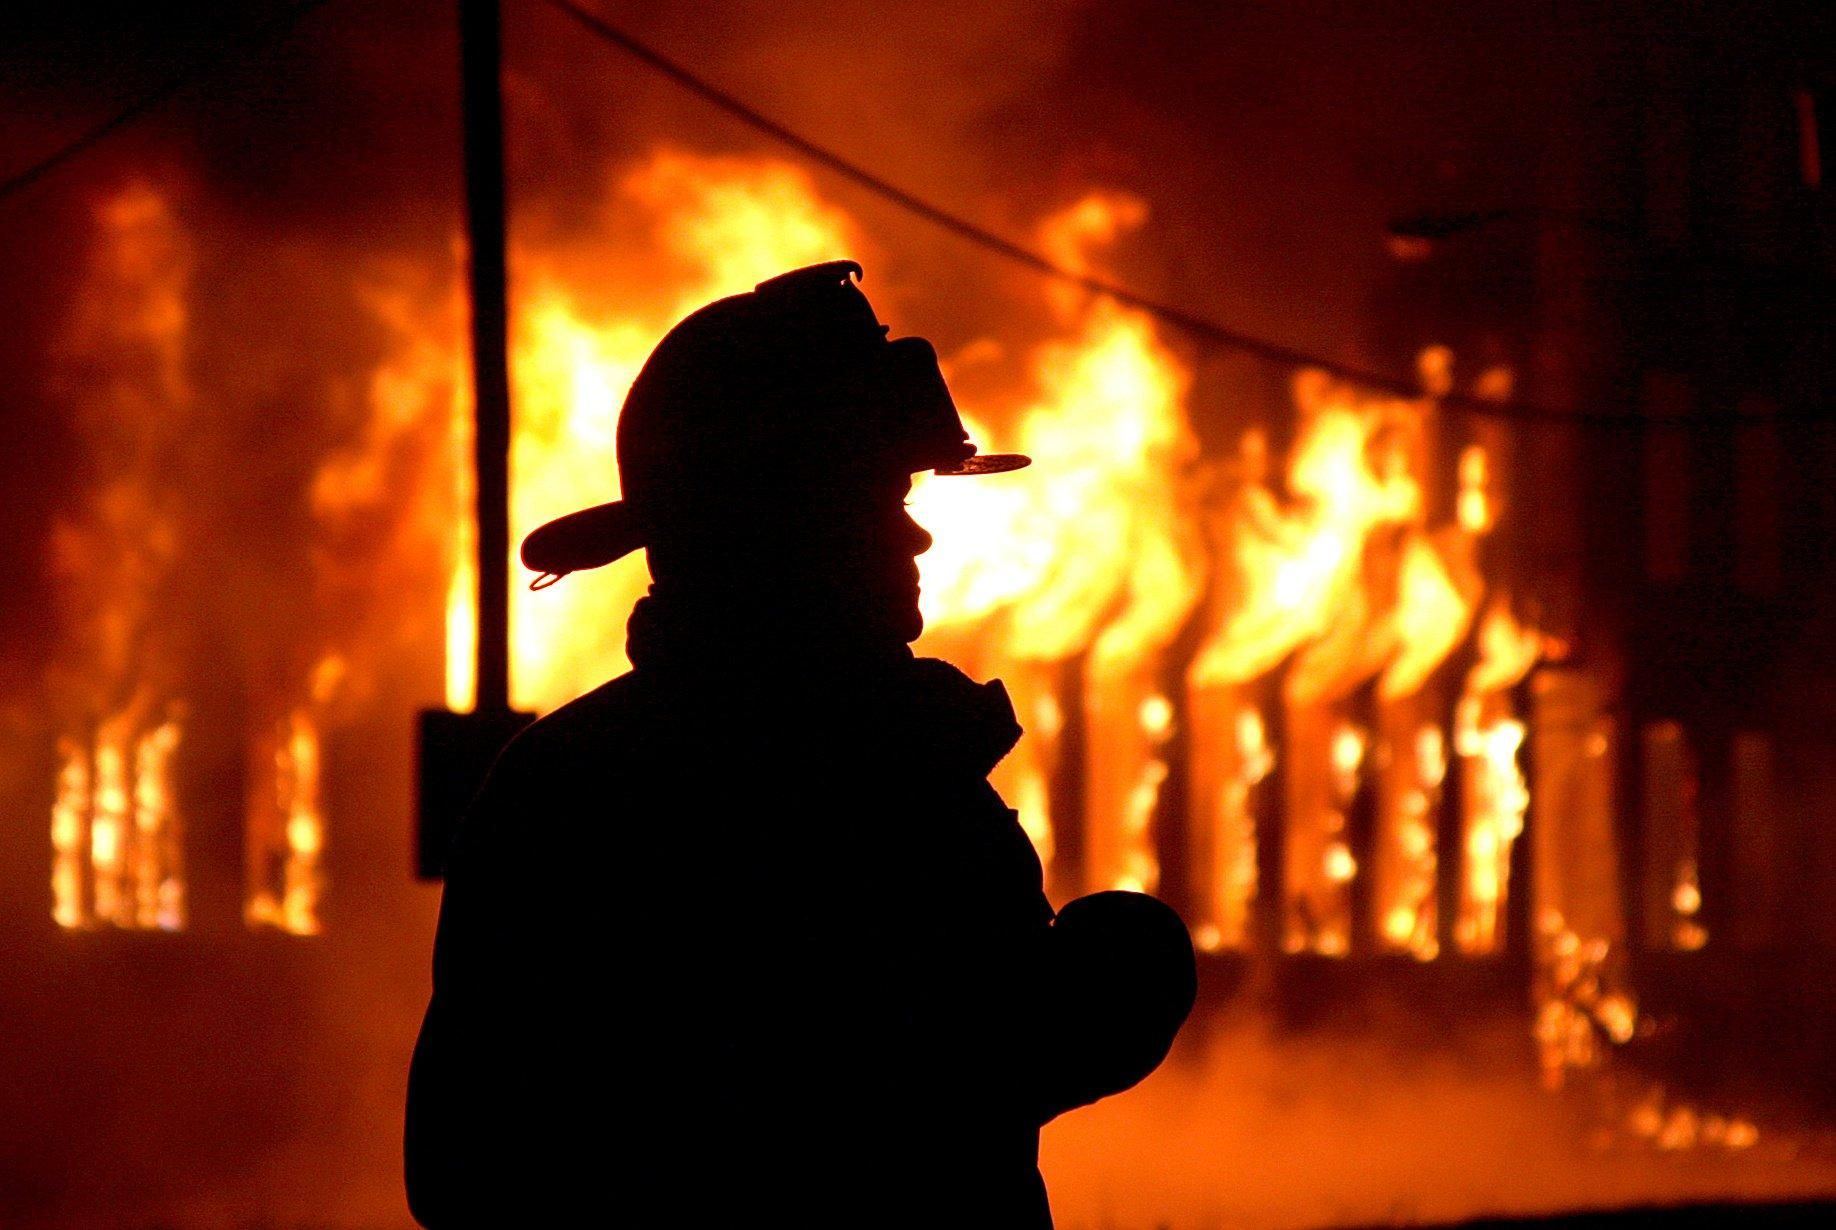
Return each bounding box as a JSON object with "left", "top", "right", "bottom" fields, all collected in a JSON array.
[{"left": 903, "top": 510, "right": 934, "bottom": 558}]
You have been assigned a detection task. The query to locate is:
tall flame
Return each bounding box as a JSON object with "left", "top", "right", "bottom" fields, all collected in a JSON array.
[
  {"left": 913, "top": 193, "right": 1200, "bottom": 896},
  {"left": 437, "top": 173, "right": 1203, "bottom": 898},
  {"left": 442, "top": 151, "right": 864, "bottom": 715},
  {"left": 1456, "top": 598, "right": 1540, "bottom": 954},
  {"left": 1184, "top": 356, "right": 1501, "bottom": 953}
]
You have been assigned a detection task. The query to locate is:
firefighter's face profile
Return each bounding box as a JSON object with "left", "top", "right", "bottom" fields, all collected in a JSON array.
[{"left": 766, "top": 469, "right": 933, "bottom": 646}]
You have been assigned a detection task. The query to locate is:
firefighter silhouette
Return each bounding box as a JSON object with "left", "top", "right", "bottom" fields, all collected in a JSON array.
[{"left": 405, "top": 262, "right": 1196, "bottom": 1228}]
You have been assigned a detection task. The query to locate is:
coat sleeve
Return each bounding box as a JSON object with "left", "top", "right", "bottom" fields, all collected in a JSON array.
[
  {"left": 1028, "top": 889, "right": 1198, "bottom": 1122},
  {"left": 921, "top": 786, "right": 1196, "bottom": 1128}
]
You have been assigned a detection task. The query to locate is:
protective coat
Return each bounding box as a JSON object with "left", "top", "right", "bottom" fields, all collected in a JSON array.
[{"left": 406, "top": 609, "right": 1195, "bottom": 1228}]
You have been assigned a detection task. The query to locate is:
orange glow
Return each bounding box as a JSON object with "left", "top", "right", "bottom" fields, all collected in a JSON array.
[
  {"left": 1375, "top": 721, "right": 1446, "bottom": 960},
  {"left": 1672, "top": 859, "right": 1708, "bottom": 951},
  {"left": 436, "top": 152, "right": 864, "bottom": 715},
  {"left": 1178, "top": 356, "right": 1504, "bottom": 955},
  {"left": 131, "top": 718, "right": 184, "bottom": 930},
  {"left": 921, "top": 195, "right": 1199, "bottom": 895},
  {"left": 245, "top": 708, "right": 326, "bottom": 936},
  {"left": 48, "top": 183, "right": 192, "bottom": 931},
  {"left": 1455, "top": 599, "right": 1542, "bottom": 954},
  {"left": 50, "top": 742, "right": 88, "bottom": 929},
  {"left": 50, "top": 715, "right": 185, "bottom": 932},
  {"left": 1186, "top": 702, "right": 1274, "bottom": 950},
  {"left": 246, "top": 655, "right": 343, "bottom": 936}
]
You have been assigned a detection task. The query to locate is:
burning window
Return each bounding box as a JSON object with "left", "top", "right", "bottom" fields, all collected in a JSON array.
[
  {"left": 47, "top": 182, "right": 455, "bottom": 936},
  {"left": 1642, "top": 719, "right": 1707, "bottom": 952},
  {"left": 47, "top": 184, "right": 192, "bottom": 932}
]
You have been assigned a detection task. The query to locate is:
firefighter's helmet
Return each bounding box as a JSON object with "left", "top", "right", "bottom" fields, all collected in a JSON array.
[{"left": 521, "top": 261, "right": 1027, "bottom": 586}]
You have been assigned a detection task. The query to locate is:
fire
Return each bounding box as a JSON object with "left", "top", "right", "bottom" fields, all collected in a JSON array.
[
  {"left": 1377, "top": 723, "right": 1447, "bottom": 960},
  {"left": 426, "top": 164, "right": 1531, "bottom": 938},
  {"left": 58, "top": 162, "right": 1541, "bottom": 971},
  {"left": 245, "top": 654, "right": 345, "bottom": 935},
  {"left": 1189, "top": 375, "right": 1422, "bottom": 697},
  {"left": 46, "top": 183, "right": 193, "bottom": 931},
  {"left": 50, "top": 743, "right": 88, "bottom": 929},
  {"left": 444, "top": 151, "right": 864, "bottom": 714},
  {"left": 913, "top": 192, "right": 1200, "bottom": 897},
  {"left": 441, "top": 169, "right": 1202, "bottom": 893},
  {"left": 245, "top": 709, "right": 326, "bottom": 935},
  {"left": 52, "top": 716, "right": 186, "bottom": 931},
  {"left": 1184, "top": 356, "right": 1498, "bottom": 954},
  {"left": 1455, "top": 597, "right": 1541, "bottom": 953},
  {"left": 910, "top": 199, "right": 1198, "bottom": 651},
  {"left": 1187, "top": 702, "right": 1273, "bottom": 952}
]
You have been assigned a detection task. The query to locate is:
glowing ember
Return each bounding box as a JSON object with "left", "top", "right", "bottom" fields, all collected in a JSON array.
[
  {"left": 1534, "top": 911, "right": 1630, "bottom": 1087},
  {"left": 1457, "top": 445, "right": 1492, "bottom": 533},
  {"left": 1671, "top": 859, "right": 1708, "bottom": 951}
]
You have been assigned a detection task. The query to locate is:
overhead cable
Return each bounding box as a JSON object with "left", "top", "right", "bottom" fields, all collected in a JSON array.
[
  {"left": 542, "top": 0, "right": 1816, "bottom": 429},
  {"left": 0, "top": 0, "right": 334, "bottom": 206}
]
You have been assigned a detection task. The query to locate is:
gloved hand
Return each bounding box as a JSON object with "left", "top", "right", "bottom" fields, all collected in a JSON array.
[{"left": 1036, "top": 890, "right": 1198, "bottom": 1121}]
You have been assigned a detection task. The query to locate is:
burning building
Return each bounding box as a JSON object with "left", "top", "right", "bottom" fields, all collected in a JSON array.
[{"left": 2, "top": 2, "right": 1834, "bottom": 1227}]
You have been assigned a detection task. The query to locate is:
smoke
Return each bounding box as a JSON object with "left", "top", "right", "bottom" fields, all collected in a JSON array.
[{"left": 1044, "top": 993, "right": 1833, "bottom": 1230}]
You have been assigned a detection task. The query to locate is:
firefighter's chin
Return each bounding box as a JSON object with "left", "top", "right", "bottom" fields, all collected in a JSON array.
[{"left": 899, "top": 592, "right": 925, "bottom": 646}]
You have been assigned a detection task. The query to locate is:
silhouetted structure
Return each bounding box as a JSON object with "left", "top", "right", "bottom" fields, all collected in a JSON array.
[{"left": 404, "top": 263, "right": 1197, "bottom": 1227}]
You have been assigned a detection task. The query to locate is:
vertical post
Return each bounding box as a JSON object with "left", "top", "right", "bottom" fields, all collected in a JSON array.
[
  {"left": 415, "top": 0, "right": 533, "bottom": 881},
  {"left": 460, "top": 0, "right": 511, "bottom": 715}
]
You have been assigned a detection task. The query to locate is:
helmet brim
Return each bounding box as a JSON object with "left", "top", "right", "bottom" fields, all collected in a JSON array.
[
  {"left": 933, "top": 452, "right": 1031, "bottom": 476},
  {"left": 518, "top": 451, "right": 1031, "bottom": 586}
]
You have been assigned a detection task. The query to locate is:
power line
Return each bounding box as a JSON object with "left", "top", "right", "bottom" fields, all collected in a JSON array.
[
  {"left": 542, "top": 0, "right": 1821, "bottom": 430},
  {"left": 0, "top": 0, "right": 334, "bottom": 206}
]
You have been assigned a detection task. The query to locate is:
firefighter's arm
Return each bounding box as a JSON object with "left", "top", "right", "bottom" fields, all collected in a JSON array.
[
  {"left": 931, "top": 789, "right": 1195, "bottom": 1127},
  {"left": 1024, "top": 889, "right": 1197, "bottom": 1124}
]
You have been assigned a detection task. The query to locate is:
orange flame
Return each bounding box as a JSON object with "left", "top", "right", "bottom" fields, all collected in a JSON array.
[
  {"left": 1185, "top": 356, "right": 1495, "bottom": 954},
  {"left": 48, "top": 183, "right": 192, "bottom": 931},
  {"left": 1455, "top": 598, "right": 1540, "bottom": 954},
  {"left": 441, "top": 151, "right": 864, "bottom": 714},
  {"left": 914, "top": 192, "right": 1200, "bottom": 896},
  {"left": 438, "top": 170, "right": 1201, "bottom": 897}
]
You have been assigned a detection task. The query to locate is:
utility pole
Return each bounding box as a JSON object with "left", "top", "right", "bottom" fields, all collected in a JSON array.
[
  {"left": 461, "top": 0, "right": 512, "bottom": 717},
  {"left": 415, "top": 0, "right": 533, "bottom": 880}
]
